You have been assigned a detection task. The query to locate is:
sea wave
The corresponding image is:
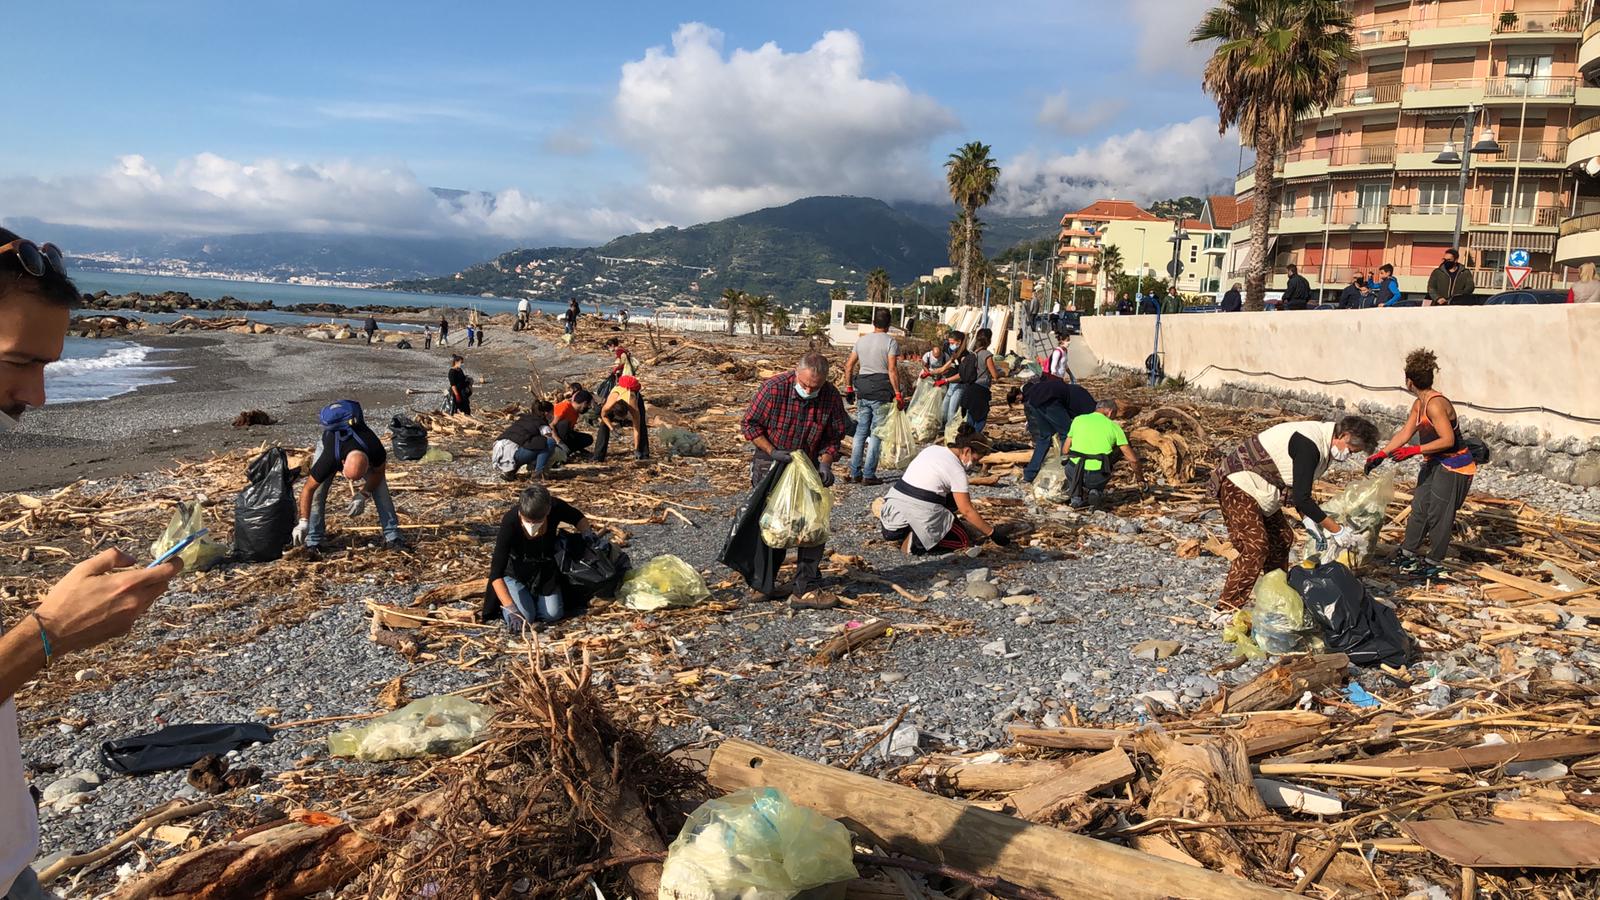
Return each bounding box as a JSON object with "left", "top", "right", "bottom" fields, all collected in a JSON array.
[{"left": 45, "top": 340, "right": 182, "bottom": 404}]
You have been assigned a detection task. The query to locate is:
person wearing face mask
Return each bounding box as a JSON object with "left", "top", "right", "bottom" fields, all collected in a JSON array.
[
  {"left": 1209, "top": 415, "right": 1381, "bottom": 609},
  {"left": 0, "top": 229, "right": 187, "bottom": 900},
  {"left": 1365, "top": 348, "right": 1476, "bottom": 579},
  {"left": 738, "top": 351, "right": 850, "bottom": 607},
  {"left": 877, "top": 424, "right": 1010, "bottom": 555},
  {"left": 481, "top": 484, "right": 594, "bottom": 629},
  {"left": 293, "top": 401, "right": 406, "bottom": 559},
  {"left": 929, "top": 330, "right": 967, "bottom": 429},
  {"left": 937, "top": 327, "right": 1001, "bottom": 432}
]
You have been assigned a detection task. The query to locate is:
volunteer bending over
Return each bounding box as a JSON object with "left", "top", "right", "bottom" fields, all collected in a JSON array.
[
  {"left": 878, "top": 424, "right": 1011, "bottom": 555},
  {"left": 1210, "top": 416, "right": 1380, "bottom": 609},
  {"left": 482, "top": 485, "right": 593, "bottom": 629},
  {"left": 0, "top": 228, "right": 185, "bottom": 900},
  {"left": 294, "top": 403, "right": 405, "bottom": 557}
]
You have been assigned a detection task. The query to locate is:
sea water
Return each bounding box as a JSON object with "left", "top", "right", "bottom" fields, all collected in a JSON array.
[{"left": 46, "top": 339, "right": 179, "bottom": 404}]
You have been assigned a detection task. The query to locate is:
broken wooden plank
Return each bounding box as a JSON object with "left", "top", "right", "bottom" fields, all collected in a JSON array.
[
  {"left": 1401, "top": 819, "right": 1600, "bottom": 869},
  {"left": 1252, "top": 778, "right": 1344, "bottom": 815},
  {"left": 1213, "top": 654, "right": 1349, "bottom": 714},
  {"left": 814, "top": 619, "right": 891, "bottom": 664},
  {"left": 708, "top": 739, "right": 1293, "bottom": 899},
  {"left": 1007, "top": 725, "right": 1131, "bottom": 751},
  {"left": 1345, "top": 736, "right": 1600, "bottom": 772},
  {"left": 1009, "top": 748, "right": 1136, "bottom": 823},
  {"left": 922, "top": 758, "right": 1077, "bottom": 793},
  {"left": 1141, "top": 731, "right": 1274, "bottom": 877}
]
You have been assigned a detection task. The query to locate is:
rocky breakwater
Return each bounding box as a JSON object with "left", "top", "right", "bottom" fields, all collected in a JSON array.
[{"left": 79, "top": 290, "right": 474, "bottom": 319}]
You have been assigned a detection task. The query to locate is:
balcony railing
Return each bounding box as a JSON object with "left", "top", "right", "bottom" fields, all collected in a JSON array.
[
  {"left": 1411, "top": 13, "right": 1494, "bottom": 30},
  {"left": 1572, "top": 117, "right": 1600, "bottom": 139},
  {"left": 1329, "top": 144, "right": 1397, "bottom": 166},
  {"left": 1470, "top": 268, "right": 1557, "bottom": 290},
  {"left": 1387, "top": 203, "right": 1460, "bottom": 217},
  {"left": 1559, "top": 211, "right": 1600, "bottom": 236},
  {"left": 1409, "top": 78, "right": 1483, "bottom": 94},
  {"left": 1476, "top": 141, "right": 1568, "bottom": 163},
  {"left": 1332, "top": 82, "right": 1404, "bottom": 106},
  {"left": 1587, "top": 17, "right": 1600, "bottom": 41},
  {"left": 1481, "top": 205, "right": 1564, "bottom": 227},
  {"left": 1493, "top": 11, "right": 1583, "bottom": 35},
  {"left": 1328, "top": 205, "right": 1391, "bottom": 226},
  {"left": 1354, "top": 23, "right": 1409, "bottom": 46},
  {"left": 1238, "top": 162, "right": 1257, "bottom": 179},
  {"left": 1485, "top": 76, "right": 1578, "bottom": 99}
]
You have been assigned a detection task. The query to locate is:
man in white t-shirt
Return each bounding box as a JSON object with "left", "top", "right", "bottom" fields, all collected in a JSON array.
[
  {"left": 841, "top": 308, "right": 903, "bottom": 485},
  {"left": 515, "top": 297, "right": 530, "bottom": 331},
  {"left": 0, "top": 229, "right": 183, "bottom": 898}
]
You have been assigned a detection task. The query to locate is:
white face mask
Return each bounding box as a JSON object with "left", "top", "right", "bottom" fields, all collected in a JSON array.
[
  {"left": 520, "top": 517, "right": 543, "bottom": 537},
  {"left": 1330, "top": 444, "right": 1351, "bottom": 462},
  {"left": 794, "top": 384, "right": 817, "bottom": 400}
]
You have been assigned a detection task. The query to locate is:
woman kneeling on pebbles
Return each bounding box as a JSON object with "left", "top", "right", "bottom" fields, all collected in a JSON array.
[
  {"left": 482, "top": 485, "right": 593, "bottom": 629},
  {"left": 876, "top": 424, "right": 1012, "bottom": 554}
]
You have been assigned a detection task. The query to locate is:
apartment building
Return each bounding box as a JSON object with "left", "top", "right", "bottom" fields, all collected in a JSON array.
[
  {"left": 1228, "top": 0, "right": 1600, "bottom": 299},
  {"left": 1056, "top": 200, "right": 1217, "bottom": 298}
]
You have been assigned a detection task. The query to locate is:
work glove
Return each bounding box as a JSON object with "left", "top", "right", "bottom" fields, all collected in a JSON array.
[
  {"left": 844, "top": 388, "right": 856, "bottom": 405},
  {"left": 919, "top": 371, "right": 932, "bottom": 380},
  {"left": 896, "top": 393, "right": 908, "bottom": 411},
  {"left": 818, "top": 464, "right": 836, "bottom": 488},
  {"left": 934, "top": 378, "right": 950, "bottom": 387},
  {"left": 347, "top": 493, "right": 369, "bottom": 518},
  {"left": 989, "top": 530, "right": 1013, "bottom": 547},
  {"left": 1330, "top": 525, "right": 1366, "bottom": 551},
  {"left": 769, "top": 448, "right": 794, "bottom": 464},
  {"left": 291, "top": 518, "right": 310, "bottom": 546},
  {"left": 1363, "top": 451, "right": 1388, "bottom": 475},
  {"left": 1390, "top": 445, "right": 1422, "bottom": 463}
]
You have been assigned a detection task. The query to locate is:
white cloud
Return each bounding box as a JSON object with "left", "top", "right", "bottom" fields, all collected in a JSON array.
[
  {"left": 1128, "top": 0, "right": 1211, "bottom": 76},
  {"left": 0, "top": 153, "right": 658, "bottom": 244},
  {"left": 1036, "top": 89, "right": 1126, "bottom": 137},
  {"left": 995, "top": 117, "right": 1240, "bottom": 216},
  {"left": 614, "top": 23, "right": 959, "bottom": 220}
]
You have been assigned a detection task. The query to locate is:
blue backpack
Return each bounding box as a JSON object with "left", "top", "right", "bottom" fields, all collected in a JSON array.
[{"left": 319, "top": 400, "right": 369, "bottom": 458}]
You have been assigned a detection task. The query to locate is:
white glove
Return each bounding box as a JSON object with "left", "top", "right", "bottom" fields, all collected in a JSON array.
[
  {"left": 291, "top": 518, "right": 310, "bottom": 546},
  {"left": 347, "top": 493, "right": 369, "bottom": 517},
  {"left": 1330, "top": 525, "right": 1365, "bottom": 551}
]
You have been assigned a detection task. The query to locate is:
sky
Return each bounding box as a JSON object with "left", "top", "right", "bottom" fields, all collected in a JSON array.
[{"left": 1, "top": 0, "right": 1243, "bottom": 246}]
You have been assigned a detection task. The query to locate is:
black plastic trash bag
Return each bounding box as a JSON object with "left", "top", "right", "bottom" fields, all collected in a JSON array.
[
  {"left": 555, "top": 530, "right": 629, "bottom": 606},
  {"left": 101, "top": 723, "right": 273, "bottom": 775},
  {"left": 233, "top": 447, "right": 296, "bottom": 562},
  {"left": 389, "top": 415, "right": 429, "bottom": 461},
  {"left": 718, "top": 461, "right": 786, "bottom": 597},
  {"left": 1289, "top": 561, "right": 1414, "bottom": 668}
]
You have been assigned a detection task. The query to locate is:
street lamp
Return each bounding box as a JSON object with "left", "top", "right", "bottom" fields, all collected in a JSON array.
[
  {"left": 1432, "top": 106, "right": 1501, "bottom": 257},
  {"left": 1148, "top": 217, "right": 1189, "bottom": 387},
  {"left": 1133, "top": 226, "right": 1149, "bottom": 314}
]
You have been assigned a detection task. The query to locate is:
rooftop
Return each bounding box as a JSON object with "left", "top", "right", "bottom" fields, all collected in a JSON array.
[{"left": 1061, "top": 199, "right": 1164, "bottom": 225}]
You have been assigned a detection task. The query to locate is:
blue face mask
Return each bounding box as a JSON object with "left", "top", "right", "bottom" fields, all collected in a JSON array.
[{"left": 795, "top": 384, "right": 818, "bottom": 400}]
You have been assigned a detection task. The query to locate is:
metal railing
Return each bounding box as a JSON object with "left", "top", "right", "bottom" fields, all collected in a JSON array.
[
  {"left": 1354, "top": 23, "right": 1409, "bottom": 46},
  {"left": 1485, "top": 76, "right": 1578, "bottom": 99},
  {"left": 1481, "top": 205, "right": 1564, "bottom": 227},
  {"left": 1572, "top": 117, "right": 1600, "bottom": 140},
  {"left": 1329, "top": 144, "right": 1396, "bottom": 166},
  {"left": 1387, "top": 204, "right": 1460, "bottom": 218},
  {"left": 1276, "top": 207, "right": 1330, "bottom": 224},
  {"left": 1493, "top": 11, "right": 1583, "bottom": 35},
  {"left": 1469, "top": 268, "right": 1557, "bottom": 290},
  {"left": 1409, "top": 77, "right": 1483, "bottom": 94},
  {"left": 1559, "top": 211, "right": 1600, "bottom": 236},
  {"left": 1238, "top": 162, "right": 1257, "bottom": 179},
  {"left": 1328, "top": 205, "right": 1391, "bottom": 226},
  {"left": 1332, "top": 82, "right": 1404, "bottom": 106},
  {"left": 1475, "top": 141, "right": 1569, "bottom": 163}
]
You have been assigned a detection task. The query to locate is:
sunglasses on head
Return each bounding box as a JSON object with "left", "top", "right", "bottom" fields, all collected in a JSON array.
[{"left": 0, "top": 239, "right": 65, "bottom": 278}]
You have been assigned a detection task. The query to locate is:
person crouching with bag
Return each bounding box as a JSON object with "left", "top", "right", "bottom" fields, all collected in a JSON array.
[
  {"left": 482, "top": 485, "right": 593, "bottom": 630},
  {"left": 877, "top": 424, "right": 1010, "bottom": 554}
]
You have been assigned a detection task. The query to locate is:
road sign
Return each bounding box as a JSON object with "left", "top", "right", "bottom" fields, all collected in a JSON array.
[
  {"left": 1166, "top": 259, "right": 1184, "bottom": 278},
  {"left": 1506, "top": 266, "right": 1532, "bottom": 289},
  {"left": 1509, "top": 248, "right": 1531, "bottom": 268}
]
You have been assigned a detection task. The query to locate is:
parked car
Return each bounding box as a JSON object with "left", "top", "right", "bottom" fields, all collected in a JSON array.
[{"left": 1485, "top": 289, "right": 1574, "bottom": 305}]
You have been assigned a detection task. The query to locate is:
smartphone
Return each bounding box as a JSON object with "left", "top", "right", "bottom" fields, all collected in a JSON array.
[{"left": 149, "top": 528, "right": 207, "bottom": 568}]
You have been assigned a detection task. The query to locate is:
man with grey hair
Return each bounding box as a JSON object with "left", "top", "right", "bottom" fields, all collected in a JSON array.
[
  {"left": 293, "top": 401, "right": 406, "bottom": 559},
  {"left": 1060, "top": 398, "right": 1144, "bottom": 510},
  {"left": 735, "top": 351, "right": 849, "bottom": 608}
]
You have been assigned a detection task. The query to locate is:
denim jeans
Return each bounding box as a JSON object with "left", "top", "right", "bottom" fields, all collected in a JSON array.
[
  {"left": 941, "top": 384, "right": 964, "bottom": 430},
  {"left": 849, "top": 399, "right": 892, "bottom": 479},
  {"left": 306, "top": 446, "right": 401, "bottom": 545},
  {"left": 1022, "top": 403, "right": 1073, "bottom": 482},
  {"left": 512, "top": 446, "right": 553, "bottom": 475},
  {"left": 500, "top": 575, "right": 564, "bottom": 628}
]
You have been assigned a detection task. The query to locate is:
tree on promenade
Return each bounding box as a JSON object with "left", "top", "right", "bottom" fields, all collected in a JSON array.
[{"left": 945, "top": 142, "right": 1000, "bottom": 305}]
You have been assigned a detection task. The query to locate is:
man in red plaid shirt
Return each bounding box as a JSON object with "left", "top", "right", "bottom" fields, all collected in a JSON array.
[{"left": 738, "top": 351, "right": 848, "bottom": 608}]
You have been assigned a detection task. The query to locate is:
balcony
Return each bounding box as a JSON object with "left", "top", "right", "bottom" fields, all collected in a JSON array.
[
  {"left": 1329, "top": 144, "right": 1396, "bottom": 168},
  {"left": 1404, "top": 78, "right": 1486, "bottom": 110},
  {"left": 1555, "top": 211, "right": 1600, "bottom": 264},
  {"left": 1328, "top": 205, "right": 1391, "bottom": 227},
  {"left": 1485, "top": 76, "right": 1579, "bottom": 101},
  {"left": 1275, "top": 208, "right": 1329, "bottom": 234},
  {"left": 1491, "top": 10, "right": 1584, "bottom": 39},
  {"left": 1236, "top": 162, "right": 1256, "bottom": 194},
  {"left": 1567, "top": 116, "right": 1600, "bottom": 166},
  {"left": 1410, "top": 14, "right": 1493, "bottom": 48},
  {"left": 1582, "top": 18, "right": 1600, "bottom": 72},
  {"left": 1354, "top": 22, "right": 1409, "bottom": 50},
  {"left": 1388, "top": 204, "right": 1460, "bottom": 232},
  {"left": 1282, "top": 148, "right": 1331, "bottom": 179},
  {"left": 1480, "top": 205, "right": 1564, "bottom": 229},
  {"left": 1475, "top": 141, "right": 1569, "bottom": 166},
  {"left": 1329, "top": 81, "right": 1403, "bottom": 110}
]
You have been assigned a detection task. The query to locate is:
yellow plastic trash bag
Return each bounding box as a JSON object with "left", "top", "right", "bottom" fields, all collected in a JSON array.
[
  {"left": 328, "top": 695, "right": 490, "bottom": 761},
  {"left": 1249, "top": 569, "right": 1323, "bottom": 655},
  {"left": 150, "top": 501, "right": 228, "bottom": 572},
  {"left": 759, "top": 455, "right": 831, "bottom": 550},
  {"left": 1221, "top": 609, "right": 1267, "bottom": 660},
  {"left": 619, "top": 554, "right": 711, "bottom": 611},
  {"left": 906, "top": 380, "right": 946, "bottom": 444},
  {"left": 659, "top": 787, "right": 859, "bottom": 900},
  {"left": 872, "top": 406, "right": 917, "bottom": 471},
  {"left": 1323, "top": 469, "right": 1397, "bottom": 566},
  {"left": 1032, "top": 438, "right": 1069, "bottom": 504}
]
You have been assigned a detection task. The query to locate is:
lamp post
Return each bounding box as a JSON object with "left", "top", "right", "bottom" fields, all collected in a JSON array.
[
  {"left": 1433, "top": 106, "right": 1502, "bottom": 257},
  {"left": 1149, "top": 218, "right": 1189, "bottom": 387},
  {"left": 1133, "top": 226, "right": 1149, "bottom": 314}
]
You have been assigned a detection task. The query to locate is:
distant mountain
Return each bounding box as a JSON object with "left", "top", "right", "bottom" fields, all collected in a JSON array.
[
  {"left": 388, "top": 195, "right": 1068, "bottom": 305},
  {"left": 4, "top": 217, "right": 514, "bottom": 283}
]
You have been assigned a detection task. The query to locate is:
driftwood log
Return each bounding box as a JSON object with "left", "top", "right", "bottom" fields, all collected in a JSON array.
[
  {"left": 1141, "top": 731, "right": 1275, "bottom": 878},
  {"left": 1214, "top": 653, "right": 1350, "bottom": 714}
]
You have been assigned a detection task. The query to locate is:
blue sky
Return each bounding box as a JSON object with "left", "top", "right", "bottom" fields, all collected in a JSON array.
[{"left": 2, "top": 0, "right": 1238, "bottom": 243}]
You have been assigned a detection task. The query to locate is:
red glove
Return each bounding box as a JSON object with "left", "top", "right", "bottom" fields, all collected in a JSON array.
[
  {"left": 1363, "top": 451, "right": 1388, "bottom": 475},
  {"left": 1391, "top": 445, "right": 1422, "bottom": 463},
  {"left": 935, "top": 378, "right": 949, "bottom": 387},
  {"left": 919, "top": 371, "right": 932, "bottom": 379},
  {"left": 844, "top": 388, "right": 856, "bottom": 404},
  {"left": 895, "top": 393, "right": 908, "bottom": 411}
]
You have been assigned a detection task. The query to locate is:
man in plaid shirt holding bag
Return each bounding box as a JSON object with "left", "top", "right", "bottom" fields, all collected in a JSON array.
[{"left": 738, "top": 351, "right": 849, "bottom": 609}]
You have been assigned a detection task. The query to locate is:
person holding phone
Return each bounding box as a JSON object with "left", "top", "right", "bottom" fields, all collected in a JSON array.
[{"left": 0, "top": 228, "right": 186, "bottom": 900}]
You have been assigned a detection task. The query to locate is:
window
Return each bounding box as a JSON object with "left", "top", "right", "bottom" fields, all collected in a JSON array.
[
  {"left": 1490, "top": 180, "right": 1539, "bottom": 224},
  {"left": 1417, "top": 179, "right": 1460, "bottom": 214},
  {"left": 1357, "top": 182, "right": 1391, "bottom": 223},
  {"left": 1309, "top": 186, "right": 1330, "bottom": 213},
  {"left": 1189, "top": 246, "right": 1198, "bottom": 263},
  {"left": 1506, "top": 55, "right": 1553, "bottom": 79}
]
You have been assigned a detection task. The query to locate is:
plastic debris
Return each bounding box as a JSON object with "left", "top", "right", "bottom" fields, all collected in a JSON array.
[
  {"left": 618, "top": 554, "right": 711, "bottom": 611},
  {"left": 1249, "top": 569, "right": 1323, "bottom": 655},
  {"left": 657, "top": 427, "right": 708, "bottom": 458},
  {"left": 1032, "top": 438, "right": 1069, "bottom": 504},
  {"left": 872, "top": 406, "right": 918, "bottom": 471},
  {"left": 658, "top": 787, "right": 858, "bottom": 900},
  {"left": 758, "top": 455, "right": 831, "bottom": 550},
  {"left": 1343, "top": 682, "right": 1381, "bottom": 709},
  {"left": 1322, "top": 469, "right": 1397, "bottom": 566},
  {"left": 1222, "top": 609, "right": 1267, "bottom": 659},
  {"left": 150, "top": 500, "right": 228, "bottom": 572},
  {"left": 905, "top": 380, "right": 946, "bottom": 444},
  {"left": 328, "top": 695, "right": 490, "bottom": 761}
]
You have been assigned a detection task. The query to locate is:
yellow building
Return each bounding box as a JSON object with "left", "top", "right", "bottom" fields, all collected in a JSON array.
[{"left": 1056, "top": 200, "right": 1217, "bottom": 298}]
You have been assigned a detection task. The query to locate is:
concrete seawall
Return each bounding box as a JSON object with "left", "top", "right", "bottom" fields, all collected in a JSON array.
[{"left": 1079, "top": 305, "right": 1600, "bottom": 485}]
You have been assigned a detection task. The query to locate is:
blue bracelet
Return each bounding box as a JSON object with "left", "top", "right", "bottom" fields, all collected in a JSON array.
[{"left": 31, "top": 614, "right": 52, "bottom": 666}]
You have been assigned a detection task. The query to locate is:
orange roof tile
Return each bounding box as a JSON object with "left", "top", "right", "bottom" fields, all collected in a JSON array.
[
  {"left": 1181, "top": 218, "right": 1210, "bottom": 232},
  {"left": 1062, "top": 199, "right": 1163, "bottom": 224},
  {"left": 1206, "top": 195, "right": 1248, "bottom": 229}
]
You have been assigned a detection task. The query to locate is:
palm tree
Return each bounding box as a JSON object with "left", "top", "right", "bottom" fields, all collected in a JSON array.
[
  {"left": 1094, "top": 244, "right": 1126, "bottom": 308},
  {"left": 866, "top": 268, "right": 891, "bottom": 306},
  {"left": 945, "top": 141, "right": 1000, "bottom": 306},
  {"left": 769, "top": 305, "right": 791, "bottom": 335},
  {"left": 947, "top": 216, "right": 986, "bottom": 293},
  {"left": 1192, "top": 0, "right": 1354, "bottom": 310},
  {"left": 828, "top": 286, "right": 849, "bottom": 303},
  {"left": 720, "top": 287, "right": 743, "bottom": 335},
  {"left": 744, "top": 293, "right": 771, "bottom": 339}
]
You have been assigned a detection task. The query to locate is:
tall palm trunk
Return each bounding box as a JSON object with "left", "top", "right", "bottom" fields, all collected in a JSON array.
[
  {"left": 1244, "top": 122, "right": 1278, "bottom": 312},
  {"left": 959, "top": 211, "right": 974, "bottom": 304}
]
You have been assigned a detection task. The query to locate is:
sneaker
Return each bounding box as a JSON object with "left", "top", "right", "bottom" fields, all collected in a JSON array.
[
  {"left": 384, "top": 536, "right": 409, "bottom": 551},
  {"left": 500, "top": 471, "right": 519, "bottom": 482},
  {"left": 1392, "top": 552, "right": 1424, "bottom": 575},
  {"left": 303, "top": 546, "right": 323, "bottom": 562},
  {"left": 860, "top": 476, "right": 884, "bottom": 486}
]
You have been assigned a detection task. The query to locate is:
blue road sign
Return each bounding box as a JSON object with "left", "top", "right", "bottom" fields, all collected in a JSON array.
[{"left": 1509, "top": 248, "right": 1531, "bottom": 268}]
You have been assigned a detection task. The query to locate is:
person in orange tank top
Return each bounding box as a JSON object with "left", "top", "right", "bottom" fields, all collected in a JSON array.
[{"left": 1365, "top": 348, "right": 1476, "bottom": 579}]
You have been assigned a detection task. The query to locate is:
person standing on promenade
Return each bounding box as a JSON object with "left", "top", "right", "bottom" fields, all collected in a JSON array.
[
  {"left": 1426, "top": 249, "right": 1475, "bottom": 307},
  {"left": 1221, "top": 282, "right": 1243, "bottom": 312},
  {"left": 0, "top": 228, "right": 186, "bottom": 900},
  {"left": 1282, "top": 264, "right": 1312, "bottom": 310}
]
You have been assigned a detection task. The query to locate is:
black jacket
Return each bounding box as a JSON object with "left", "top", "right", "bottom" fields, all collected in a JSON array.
[
  {"left": 1221, "top": 289, "right": 1242, "bottom": 312},
  {"left": 499, "top": 411, "right": 550, "bottom": 451},
  {"left": 1283, "top": 274, "right": 1313, "bottom": 309}
]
